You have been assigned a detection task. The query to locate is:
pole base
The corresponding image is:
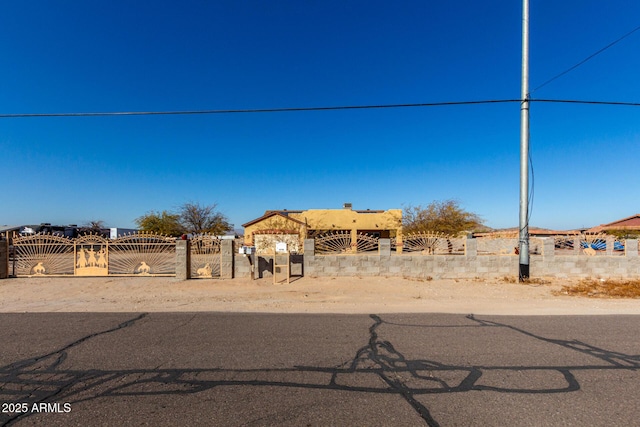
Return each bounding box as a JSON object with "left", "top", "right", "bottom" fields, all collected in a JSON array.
[{"left": 519, "top": 263, "right": 530, "bottom": 282}]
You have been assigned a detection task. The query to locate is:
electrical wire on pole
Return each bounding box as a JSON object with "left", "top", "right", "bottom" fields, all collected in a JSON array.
[{"left": 0, "top": 99, "right": 638, "bottom": 119}]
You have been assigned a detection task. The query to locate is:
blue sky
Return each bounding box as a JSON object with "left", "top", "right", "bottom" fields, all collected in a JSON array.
[{"left": 1, "top": 0, "right": 638, "bottom": 231}]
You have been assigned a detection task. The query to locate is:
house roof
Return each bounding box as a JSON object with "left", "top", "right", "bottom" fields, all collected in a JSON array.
[
  {"left": 265, "top": 210, "right": 304, "bottom": 216},
  {"left": 474, "top": 227, "right": 578, "bottom": 238},
  {"left": 267, "top": 208, "right": 385, "bottom": 215},
  {"left": 243, "top": 208, "right": 395, "bottom": 229},
  {"left": 588, "top": 213, "right": 640, "bottom": 232},
  {"left": 603, "top": 213, "right": 640, "bottom": 228},
  {"left": 242, "top": 211, "right": 306, "bottom": 228}
]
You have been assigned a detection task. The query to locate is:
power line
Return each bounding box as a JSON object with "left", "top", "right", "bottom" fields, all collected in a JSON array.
[
  {"left": 0, "top": 100, "right": 519, "bottom": 118},
  {"left": 531, "top": 99, "right": 640, "bottom": 106},
  {"left": 531, "top": 24, "right": 640, "bottom": 95},
  {"left": 1, "top": 98, "right": 638, "bottom": 119}
]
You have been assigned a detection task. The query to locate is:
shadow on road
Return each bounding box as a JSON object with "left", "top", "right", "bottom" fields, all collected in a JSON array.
[{"left": 1, "top": 313, "right": 639, "bottom": 426}]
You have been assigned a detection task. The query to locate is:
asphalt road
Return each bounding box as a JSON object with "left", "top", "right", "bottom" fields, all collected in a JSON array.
[{"left": 1, "top": 312, "right": 639, "bottom": 426}]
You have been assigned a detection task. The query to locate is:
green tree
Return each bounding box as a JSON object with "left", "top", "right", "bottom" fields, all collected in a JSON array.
[
  {"left": 604, "top": 229, "right": 640, "bottom": 239},
  {"left": 403, "top": 200, "right": 483, "bottom": 235},
  {"left": 135, "top": 210, "right": 184, "bottom": 236},
  {"left": 179, "top": 202, "right": 231, "bottom": 235}
]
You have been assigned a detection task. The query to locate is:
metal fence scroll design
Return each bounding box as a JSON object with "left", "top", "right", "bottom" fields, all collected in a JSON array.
[
  {"left": 554, "top": 235, "right": 578, "bottom": 253},
  {"left": 554, "top": 233, "right": 625, "bottom": 256},
  {"left": 355, "top": 233, "right": 380, "bottom": 253},
  {"left": 314, "top": 231, "right": 380, "bottom": 254},
  {"left": 12, "top": 233, "right": 74, "bottom": 276},
  {"left": 107, "top": 233, "right": 176, "bottom": 276},
  {"left": 190, "top": 234, "right": 222, "bottom": 278},
  {"left": 397, "top": 232, "right": 460, "bottom": 255}
]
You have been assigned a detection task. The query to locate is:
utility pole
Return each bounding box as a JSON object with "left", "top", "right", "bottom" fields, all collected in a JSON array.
[{"left": 519, "top": 0, "right": 530, "bottom": 281}]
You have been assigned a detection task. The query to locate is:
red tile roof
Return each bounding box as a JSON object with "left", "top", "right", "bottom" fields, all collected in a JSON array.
[{"left": 587, "top": 214, "right": 640, "bottom": 232}]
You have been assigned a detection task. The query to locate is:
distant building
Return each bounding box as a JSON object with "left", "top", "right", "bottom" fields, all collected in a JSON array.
[
  {"left": 0, "top": 225, "right": 21, "bottom": 240},
  {"left": 0, "top": 223, "right": 70, "bottom": 238},
  {"left": 109, "top": 228, "right": 138, "bottom": 239},
  {"left": 473, "top": 227, "right": 578, "bottom": 239},
  {"left": 1, "top": 224, "right": 139, "bottom": 240}
]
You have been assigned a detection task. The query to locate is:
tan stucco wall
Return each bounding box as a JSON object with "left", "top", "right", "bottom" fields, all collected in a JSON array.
[
  {"left": 244, "top": 209, "right": 403, "bottom": 247},
  {"left": 243, "top": 215, "right": 307, "bottom": 246},
  {"left": 254, "top": 233, "right": 301, "bottom": 254},
  {"left": 289, "top": 209, "right": 402, "bottom": 237}
]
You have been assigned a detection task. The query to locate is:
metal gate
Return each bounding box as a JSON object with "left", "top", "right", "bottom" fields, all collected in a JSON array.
[
  {"left": 190, "top": 234, "right": 222, "bottom": 279},
  {"left": 13, "top": 234, "right": 74, "bottom": 276},
  {"left": 12, "top": 232, "right": 176, "bottom": 277}
]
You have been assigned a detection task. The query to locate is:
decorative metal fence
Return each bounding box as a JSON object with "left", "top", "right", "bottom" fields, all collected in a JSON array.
[
  {"left": 12, "top": 232, "right": 176, "bottom": 277},
  {"left": 314, "top": 231, "right": 468, "bottom": 255},
  {"left": 393, "top": 232, "right": 465, "bottom": 255},
  {"left": 554, "top": 233, "right": 625, "bottom": 256},
  {"left": 190, "top": 234, "right": 222, "bottom": 279},
  {"left": 13, "top": 234, "right": 74, "bottom": 276},
  {"left": 314, "top": 231, "right": 379, "bottom": 254}
]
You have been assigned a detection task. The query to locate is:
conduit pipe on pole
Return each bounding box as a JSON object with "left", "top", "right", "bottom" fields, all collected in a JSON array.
[{"left": 519, "top": 0, "right": 530, "bottom": 280}]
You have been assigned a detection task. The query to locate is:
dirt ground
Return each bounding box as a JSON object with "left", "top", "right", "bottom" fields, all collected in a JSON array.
[{"left": 1, "top": 276, "right": 639, "bottom": 315}]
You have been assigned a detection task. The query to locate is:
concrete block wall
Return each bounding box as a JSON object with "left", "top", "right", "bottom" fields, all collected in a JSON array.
[
  {"left": 220, "top": 239, "right": 234, "bottom": 279},
  {"left": 532, "top": 254, "right": 640, "bottom": 279},
  {"left": 304, "top": 253, "right": 519, "bottom": 280},
  {"left": 235, "top": 254, "right": 253, "bottom": 278},
  {"left": 175, "top": 240, "right": 191, "bottom": 280},
  {"left": 303, "top": 238, "right": 640, "bottom": 279},
  {"left": 243, "top": 254, "right": 304, "bottom": 279},
  {"left": 476, "top": 238, "right": 543, "bottom": 255},
  {"left": 6, "top": 236, "right": 630, "bottom": 281},
  {"left": 175, "top": 239, "right": 238, "bottom": 280}
]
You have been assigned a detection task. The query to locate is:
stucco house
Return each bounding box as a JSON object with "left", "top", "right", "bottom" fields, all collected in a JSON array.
[{"left": 242, "top": 204, "right": 403, "bottom": 253}]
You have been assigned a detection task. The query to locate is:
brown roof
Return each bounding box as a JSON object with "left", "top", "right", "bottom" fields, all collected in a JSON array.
[
  {"left": 603, "top": 213, "right": 640, "bottom": 227},
  {"left": 268, "top": 209, "right": 384, "bottom": 214},
  {"left": 242, "top": 211, "right": 306, "bottom": 228},
  {"left": 588, "top": 213, "right": 640, "bottom": 232},
  {"left": 474, "top": 227, "right": 578, "bottom": 238},
  {"left": 265, "top": 210, "right": 304, "bottom": 216}
]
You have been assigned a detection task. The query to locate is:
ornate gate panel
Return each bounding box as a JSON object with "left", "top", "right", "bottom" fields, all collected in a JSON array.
[
  {"left": 75, "top": 234, "right": 109, "bottom": 276},
  {"left": 190, "top": 234, "right": 222, "bottom": 279},
  {"left": 13, "top": 234, "right": 75, "bottom": 276},
  {"left": 108, "top": 233, "right": 176, "bottom": 276}
]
